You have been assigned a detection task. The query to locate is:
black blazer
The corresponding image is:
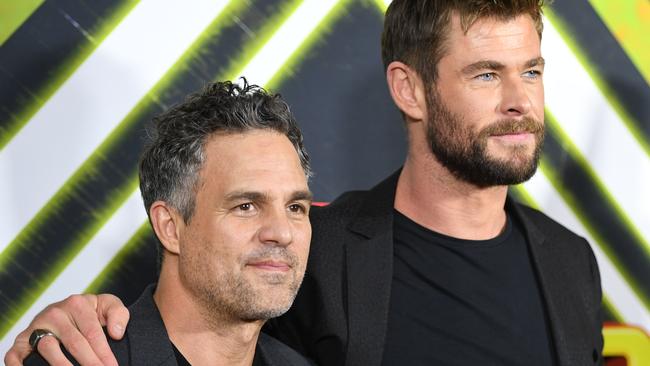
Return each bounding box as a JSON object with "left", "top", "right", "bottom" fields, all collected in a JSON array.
[
  {"left": 25, "top": 285, "right": 313, "bottom": 366},
  {"left": 268, "top": 170, "right": 603, "bottom": 366}
]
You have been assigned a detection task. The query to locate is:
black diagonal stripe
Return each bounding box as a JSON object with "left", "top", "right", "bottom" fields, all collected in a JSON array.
[
  {"left": 542, "top": 124, "right": 650, "bottom": 307},
  {"left": 547, "top": 2, "right": 650, "bottom": 149},
  {"left": 0, "top": 0, "right": 135, "bottom": 147},
  {"left": 275, "top": 1, "right": 406, "bottom": 201},
  {"left": 0, "top": 0, "right": 292, "bottom": 337},
  {"left": 87, "top": 224, "right": 159, "bottom": 307}
]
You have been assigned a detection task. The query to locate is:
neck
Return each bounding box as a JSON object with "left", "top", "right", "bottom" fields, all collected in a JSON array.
[
  {"left": 154, "top": 262, "right": 264, "bottom": 366},
  {"left": 395, "top": 144, "right": 509, "bottom": 240}
]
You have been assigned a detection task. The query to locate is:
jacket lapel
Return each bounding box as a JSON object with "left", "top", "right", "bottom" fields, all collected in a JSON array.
[
  {"left": 509, "top": 200, "right": 594, "bottom": 366},
  {"left": 344, "top": 171, "right": 400, "bottom": 366}
]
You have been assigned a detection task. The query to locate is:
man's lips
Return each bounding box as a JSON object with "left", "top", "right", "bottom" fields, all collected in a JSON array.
[
  {"left": 247, "top": 260, "right": 291, "bottom": 272},
  {"left": 490, "top": 131, "right": 534, "bottom": 142}
]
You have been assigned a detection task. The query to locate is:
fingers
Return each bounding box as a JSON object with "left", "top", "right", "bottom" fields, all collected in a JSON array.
[
  {"left": 96, "top": 294, "right": 129, "bottom": 340},
  {"left": 3, "top": 294, "right": 121, "bottom": 366},
  {"left": 4, "top": 328, "right": 33, "bottom": 366},
  {"left": 36, "top": 335, "right": 73, "bottom": 366},
  {"left": 56, "top": 294, "right": 118, "bottom": 366}
]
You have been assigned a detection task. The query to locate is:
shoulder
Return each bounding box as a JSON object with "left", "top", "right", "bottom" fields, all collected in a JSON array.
[
  {"left": 308, "top": 190, "right": 370, "bottom": 252},
  {"left": 309, "top": 170, "right": 400, "bottom": 232},
  {"left": 513, "top": 201, "right": 588, "bottom": 244},
  {"left": 311, "top": 190, "right": 368, "bottom": 224},
  {"left": 257, "top": 332, "right": 315, "bottom": 366},
  {"left": 512, "top": 201, "right": 599, "bottom": 277},
  {"left": 307, "top": 190, "right": 373, "bottom": 269}
]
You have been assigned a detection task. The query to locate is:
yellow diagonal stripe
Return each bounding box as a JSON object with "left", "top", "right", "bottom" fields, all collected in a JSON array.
[
  {"left": 589, "top": 0, "right": 650, "bottom": 87},
  {"left": 0, "top": 0, "right": 44, "bottom": 46}
]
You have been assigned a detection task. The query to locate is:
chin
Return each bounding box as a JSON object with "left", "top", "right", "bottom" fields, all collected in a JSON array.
[
  {"left": 489, "top": 147, "right": 536, "bottom": 165},
  {"left": 240, "top": 298, "right": 294, "bottom": 321}
]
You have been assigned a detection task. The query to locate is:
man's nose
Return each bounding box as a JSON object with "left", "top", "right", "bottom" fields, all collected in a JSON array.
[
  {"left": 257, "top": 208, "right": 293, "bottom": 246},
  {"left": 499, "top": 77, "right": 532, "bottom": 117}
]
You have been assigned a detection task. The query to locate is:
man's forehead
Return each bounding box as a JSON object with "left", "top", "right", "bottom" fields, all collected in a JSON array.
[
  {"left": 449, "top": 12, "right": 539, "bottom": 41},
  {"left": 198, "top": 131, "right": 307, "bottom": 192},
  {"left": 204, "top": 130, "right": 301, "bottom": 166},
  {"left": 203, "top": 163, "right": 308, "bottom": 190},
  {"left": 444, "top": 13, "right": 541, "bottom": 62}
]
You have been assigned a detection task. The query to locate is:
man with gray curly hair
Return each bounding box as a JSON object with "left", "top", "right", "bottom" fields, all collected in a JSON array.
[{"left": 23, "top": 80, "right": 314, "bottom": 366}]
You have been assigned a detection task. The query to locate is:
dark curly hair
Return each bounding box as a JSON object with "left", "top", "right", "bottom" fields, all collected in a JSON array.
[{"left": 139, "top": 79, "right": 311, "bottom": 227}]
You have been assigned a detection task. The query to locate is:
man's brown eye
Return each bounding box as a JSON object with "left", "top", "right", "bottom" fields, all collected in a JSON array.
[
  {"left": 289, "top": 204, "right": 304, "bottom": 213},
  {"left": 239, "top": 203, "right": 252, "bottom": 211}
]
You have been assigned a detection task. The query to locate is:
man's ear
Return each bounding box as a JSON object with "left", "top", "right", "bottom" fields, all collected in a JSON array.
[
  {"left": 149, "top": 201, "right": 183, "bottom": 255},
  {"left": 386, "top": 61, "right": 427, "bottom": 122}
]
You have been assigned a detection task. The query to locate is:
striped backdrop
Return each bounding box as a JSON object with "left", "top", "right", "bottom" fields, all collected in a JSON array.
[{"left": 1, "top": 0, "right": 649, "bottom": 353}]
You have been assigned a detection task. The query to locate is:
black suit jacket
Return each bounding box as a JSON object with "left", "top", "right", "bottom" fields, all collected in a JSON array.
[
  {"left": 25, "top": 284, "right": 312, "bottom": 366},
  {"left": 268, "top": 170, "right": 603, "bottom": 366}
]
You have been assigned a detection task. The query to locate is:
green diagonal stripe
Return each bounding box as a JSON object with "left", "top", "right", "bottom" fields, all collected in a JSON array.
[
  {"left": 372, "top": 0, "right": 388, "bottom": 13},
  {"left": 0, "top": 0, "right": 44, "bottom": 46},
  {"left": 589, "top": 0, "right": 650, "bottom": 87},
  {"left": 510, "top": 185, "right": 540, "bottom": 210},
  {"left": 544, "top": 8, "right": 650, "bottom": 160},
  {"left": 0, "top": 175, "right": 140, "bottom": 338},
  {"left": 602, "top": 295, "right": 625, "bottom": 323},
  {"left": 220, "top": 0, "right": 304, "bottom": 83},
  {"left": 85, "top": 223, "right": 153, "bottom": 294},
  {"left": 544, "top": 110, "right": 650, "bottom": 260},
  {"left": 266, "top": 0, "right": 350, "bottom": 90}
]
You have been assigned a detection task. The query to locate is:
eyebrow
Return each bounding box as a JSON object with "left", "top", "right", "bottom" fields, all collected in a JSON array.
[
  {"left": 223, "top": 191, "right": 270, "bottom": 205},
  {"left": 461, "top": 57, "right": 545, "bottom": 75},
  {"left": 290, "top": 190, "right": 314, "bottom": 204},
  {"left": 461, "top": 60, "right": 505, "bottom": 75},
  {"left": 223, "top": 190, "right": 314, "bottom": 204},
  {"left": 526, "top": 57, "right": 545, "bottom": 68}
]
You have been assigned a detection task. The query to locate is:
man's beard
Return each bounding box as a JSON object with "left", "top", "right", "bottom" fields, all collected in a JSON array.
[{"left": 425, "top": 90, "right": 545, "bottom": 187}]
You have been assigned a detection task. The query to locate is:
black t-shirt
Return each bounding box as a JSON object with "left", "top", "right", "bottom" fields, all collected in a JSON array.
[{"left": 381, "top": 210, "right": 555, "bottom": 366}]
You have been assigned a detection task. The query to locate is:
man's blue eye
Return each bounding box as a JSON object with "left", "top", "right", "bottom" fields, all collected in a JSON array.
[
  {"left": 524, "top": 70, "right": 541, "bottom": 78},
  {"left": 477, "top": 73, "right": 494, "bottom": 81}
]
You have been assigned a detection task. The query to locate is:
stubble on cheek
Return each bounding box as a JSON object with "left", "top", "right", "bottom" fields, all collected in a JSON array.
[{"left": 180, "top": 244, "right": 305, "bottom": 323}]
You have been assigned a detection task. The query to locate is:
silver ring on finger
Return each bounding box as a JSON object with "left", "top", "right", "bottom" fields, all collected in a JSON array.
[{"left": 28, "top": 329, "right": 60, "bottom": 352}]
